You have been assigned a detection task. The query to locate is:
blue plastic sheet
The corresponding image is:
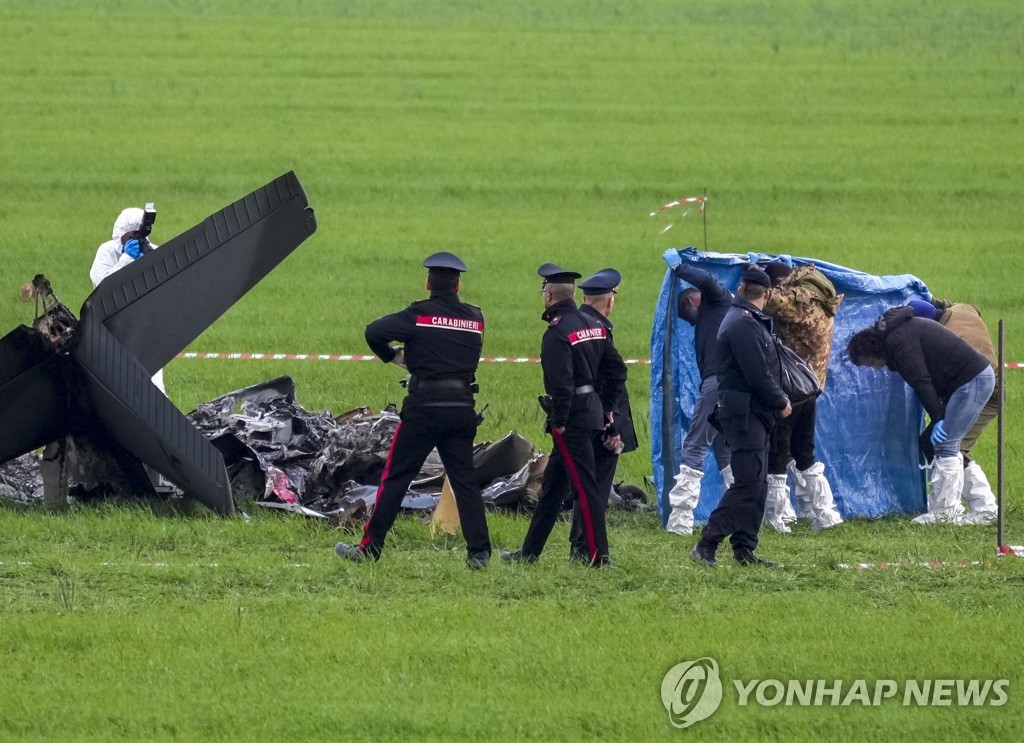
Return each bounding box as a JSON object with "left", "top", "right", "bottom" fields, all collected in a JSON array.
[{"left": 650, "top": 249, "right": 931, "bottom": 525}]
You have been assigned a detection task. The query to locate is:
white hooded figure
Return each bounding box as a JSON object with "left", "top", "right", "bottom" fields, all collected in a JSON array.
[{"left": 89, "top": 207, "right": 165, "bottom": 394}]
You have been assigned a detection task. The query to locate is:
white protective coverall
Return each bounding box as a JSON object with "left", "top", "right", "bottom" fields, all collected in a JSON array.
[{"left": 89, "top": 207, "right": 165, "bottom": 393}]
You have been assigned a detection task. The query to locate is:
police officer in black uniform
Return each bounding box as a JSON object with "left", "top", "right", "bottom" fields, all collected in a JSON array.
[
  {"left": 569, "top": 268, "right": 635, "bottom": 562},
  {"left": 335, "top": 252, "right": 491, "bottom": 569},
  {"left": 691, "top": 267, "right": 792, "bottom": 567},
  {"left": 502, "top": 263, "right": 622, "bottom": 566}
]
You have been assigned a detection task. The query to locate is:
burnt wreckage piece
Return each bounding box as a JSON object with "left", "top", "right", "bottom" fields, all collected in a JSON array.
[{"left": 0, "top": 172, "right": 317, "bottom": 515}]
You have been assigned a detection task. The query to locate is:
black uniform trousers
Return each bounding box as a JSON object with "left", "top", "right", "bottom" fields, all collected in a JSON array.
[
  {"left": 699, "top": 411, "right": 773, "bottom": 554},
  {"left": 569, "top": 432, "right": 616, "bottom": 558},
  {"left": 522, "top": 425, "right": 608, "bottom": 562},
  {"left": 360, "top": 405, "right": 490, "bottom": 558},
  {"left": 769, "top": 397, "right": 817, "bottom": 475}
]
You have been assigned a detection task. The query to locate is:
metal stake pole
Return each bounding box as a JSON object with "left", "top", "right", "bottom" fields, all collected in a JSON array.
[{"left": 997, "top": 319, "right": 1005, "bottom": 548}]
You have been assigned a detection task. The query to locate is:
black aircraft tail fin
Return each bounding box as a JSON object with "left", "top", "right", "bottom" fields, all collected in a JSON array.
[
  {"left": 72, "top": 318, "right": 234, "bottom": 515},
  {"left": 81, "top": 171, "right": 317, "bottom": 375},
  {"left": 0, "top": 326, "right": 69, "bottom": 463}
]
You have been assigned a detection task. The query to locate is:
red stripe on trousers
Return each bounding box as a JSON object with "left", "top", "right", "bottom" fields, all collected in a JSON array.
[
  {"left": 360, "top": 421, "right": 403, "bottom": 551},
  {"left": 552, "top": 428, "right": 598, "bottom": 562}
]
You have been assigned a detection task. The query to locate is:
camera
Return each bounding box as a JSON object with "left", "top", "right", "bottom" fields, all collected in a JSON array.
[
  {"left": 138, "top": 202, "right": 157, "bottom": 253},
  {"left": 139, "top": 203, "right": 157, "bottom": 237}
]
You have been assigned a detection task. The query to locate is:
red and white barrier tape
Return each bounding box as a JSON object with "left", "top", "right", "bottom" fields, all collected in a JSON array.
[
  {"left": 3, "top": 548, "right": 1017, "bottom": 572},
  {"left": 175, "top": 352, "right": 652, "bottom": 365},
  {"left": 3, "top": 547, "right": 1018, "bottom": 572},
  {"left": 837, "top": 547, "right": 1023, "bottom": 570},
  {"left": 649, "top": 196, "right": 708, "bottom": 235},
  {"left": 175, "top": 353, "right": 1022, "bottom": 368},
  {"left": 837, "top": 561, "right": 982, "bottom": 570},
  {"left": 649, "top": 196, "right": 707, "bottom": 216},
  {"left": 0, "top": 560, "right": 312, "bottom": 569}
]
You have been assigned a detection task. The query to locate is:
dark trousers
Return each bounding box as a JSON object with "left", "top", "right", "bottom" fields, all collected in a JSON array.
[
  {"left": 569, "top": 432, "right": 617, "bottom": 558},
  {"left": 961, "top": 391, "right": 998, "bottom": 464},
  {"left": 522, "top": 425, "right": 608, "bottom": 562},
  {"left": 360, "top": 405, "right": 490, "bottom": 558},
  {"left": 699, "top": 411, "right": 772, "bottom": 554},
  {"left": 769, "top": 397, "right": 816, "bottom": 474}
]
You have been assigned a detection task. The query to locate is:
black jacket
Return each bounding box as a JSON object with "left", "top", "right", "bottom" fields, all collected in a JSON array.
[
  {"left": 673, "top": 262, "right": 733, "bottom": 380},
  {"left": 715, "top": 298, "right": 789, "bottom": 420},
  {"left": 365, "top": 291, "right": 483, "bottom": 407},
  {"left": 877, "top": 306, "right": 990, "bottom": 420},
  {"left": 540, "top": 299, "right": 613, "bottom": 431},
  {"left": 579, "top": 304, "right": 636, "bottom": 452}
]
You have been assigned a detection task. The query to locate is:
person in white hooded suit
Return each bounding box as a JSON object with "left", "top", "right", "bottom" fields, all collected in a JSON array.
[
  {"left": 89, "top": 207, "right": 165, "bottom": 393},
  {"left": 90, "top": 207, "right": 157, "bottom": 287}
]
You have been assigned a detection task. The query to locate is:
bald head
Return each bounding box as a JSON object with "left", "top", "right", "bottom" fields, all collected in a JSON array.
[
  {"left": 544, "top": 284, "right": 577, "bottom": 309},
  {"left": 545, "top": 283, "right": 575, "bottom": 302},
  {"left": 583, "top": 291, "right": 615, "bottom": 318}
]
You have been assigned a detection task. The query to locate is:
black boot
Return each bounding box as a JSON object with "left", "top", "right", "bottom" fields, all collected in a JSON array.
[
  {"left": 500, "top": 549, "right": 538, "bottom": 564},
  {"left": 466, "top": 551, "right": 491, "bottom": 570},
  {"left": 334, "top": 541, "right": 366, "bottom": 563},
  {"left": 690, "top": 541, "right": 718, "bottom": 567},
  {"left": 569, "top": 548, "right": 616, "bottom": 568},
  {"left": 569, "top": 547, "right": 589, "bottom": 564},
  {"left": 734, "top": 549, "right": 780, "bottom": 567}
]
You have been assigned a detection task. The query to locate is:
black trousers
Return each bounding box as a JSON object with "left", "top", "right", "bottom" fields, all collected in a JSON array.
[
  {"left": 522, "top": 425, "right": 608, "bottom": 562},
  {"left": 569, "top": 431, "right": 617, "bottom": 558},
  {"left": 769, "top": 397, "right": 816, "bottom": 474},
  {"left": 699, "top": 411, "right": 772, "bottom": 554},
  {"left": 360, "top": 405, "right": 490, "bottom": 558}
]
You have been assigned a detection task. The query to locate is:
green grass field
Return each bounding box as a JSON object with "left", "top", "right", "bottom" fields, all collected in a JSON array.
[{"left": 1, "top": 1, "right": 1022, "bottom": 740}]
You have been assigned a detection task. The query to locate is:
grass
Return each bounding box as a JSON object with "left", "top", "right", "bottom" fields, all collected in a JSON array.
[
  {"left": 0, "top": 0, "right": 1022, "bottom": 739},
  {"left": 1, "top": 506, "right": 1022, "bottom": 741}
]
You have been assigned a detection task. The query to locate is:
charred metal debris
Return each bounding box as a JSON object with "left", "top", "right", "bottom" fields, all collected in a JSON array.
[
  {"left": 1, "top": 373, "right": 650, "bottom": 523},
  {"left": 185, "top": 376, "right": 649, "bottom": 524}
]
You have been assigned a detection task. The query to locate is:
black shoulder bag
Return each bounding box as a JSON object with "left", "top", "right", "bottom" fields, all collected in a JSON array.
[{"left": 774, "top": 337, "right": 821, "bottom": 404}]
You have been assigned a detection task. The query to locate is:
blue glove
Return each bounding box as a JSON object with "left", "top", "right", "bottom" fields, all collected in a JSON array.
[
  {"left": 747, "top": 251, "right": 761, "bottom": 266},
  {"left": 778, "top": 253, "right": 794, "bottom": 268},
  {"left": 124, "top": 238, "right": 144, "bottom": 260},
  {"left": 930, "top": 420, "right": 948, "bottom": 446},
  {"left": 662, "top": 248, "right": 682, "bottom": 270}
]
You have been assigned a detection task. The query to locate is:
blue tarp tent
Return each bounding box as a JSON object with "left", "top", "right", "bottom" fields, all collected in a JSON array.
[{"left": 651, "top": 249, "right": 932, "bottom": 525}]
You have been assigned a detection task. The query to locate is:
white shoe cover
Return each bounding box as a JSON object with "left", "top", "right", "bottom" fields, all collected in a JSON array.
[
  {"left": 796, "top": 461, "right": 843, "bottom": 531},
  {"left": 913, "top": 454, "right": 966, "bottom": 525},
  {"left": 666, "top": 464, "right": 703, "bottom": 536},
  {"left": 962, "top": 461, "right": 997, "bottom": 525},
  {"left": 787, "top": 460, "right": 812, "bottom": 520},
  {"left": 763, "top": 474, "right": 792, "bottom": 534},
  {"left": 780, "top": 488, "right": 798, "bottom": 525}
]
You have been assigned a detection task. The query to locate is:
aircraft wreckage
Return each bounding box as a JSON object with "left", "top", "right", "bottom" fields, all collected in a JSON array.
[
  {"left": 0, "top": 173, "right": 651, "bottom": 520},
  {"left": 0, "top": 172, "right": 317, "bottom": 515}
]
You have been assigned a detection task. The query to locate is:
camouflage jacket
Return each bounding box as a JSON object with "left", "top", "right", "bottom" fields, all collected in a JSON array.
[{"left": 764, "top": 266, "right": 843, "bottom": 387}]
